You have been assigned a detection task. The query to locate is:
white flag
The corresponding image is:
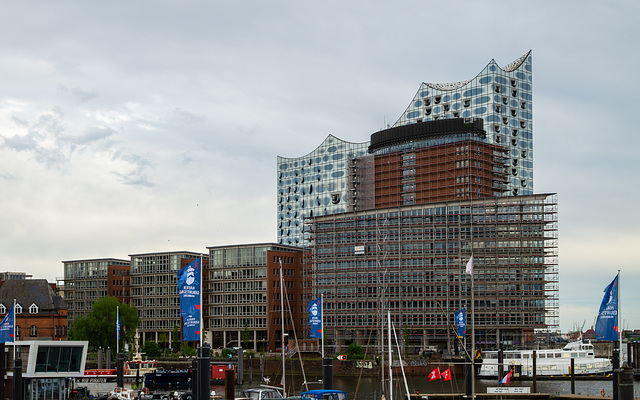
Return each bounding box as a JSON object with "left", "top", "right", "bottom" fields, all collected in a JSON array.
[{"left": 465, "top": 256, "right": 473, "bottom": 275}]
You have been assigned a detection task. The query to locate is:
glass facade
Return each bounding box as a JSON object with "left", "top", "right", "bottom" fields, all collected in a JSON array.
[
  {"left": 278, "top": 52, "right": 535, "bottom": 247},
  {"left": 277, "top": 135, "right": 369, "bottom": 246},
  {"left": 393, "top": 51, "right": 533, "bottom": 196},
  {"left": 309, "top": 194, "right": 558, "bottom": 351}
]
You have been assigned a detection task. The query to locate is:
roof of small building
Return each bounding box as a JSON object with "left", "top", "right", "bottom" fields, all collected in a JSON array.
[{"left": 0, "top": 279, "right": 67, "bottom": 312}]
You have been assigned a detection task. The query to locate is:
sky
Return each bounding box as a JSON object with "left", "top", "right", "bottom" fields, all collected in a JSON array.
[{"left": 1, "top": 1, "right": 638, "bottom": 333}]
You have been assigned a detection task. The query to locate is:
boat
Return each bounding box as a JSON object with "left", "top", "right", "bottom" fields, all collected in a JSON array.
[
  {"left": 478, "top": 339, "right": 612, "bottom": 377},
  {"left": 301, "top": 389, "right": 347, "bottom": 400},
  {"left": 237, "top": 388, "right": 283, "bottom": 400},
  {"left": 108, "top": 386, "right": 138, "bottom": 400},
  {"left": 124, "top": 331, "right": 159, "bottom": 376},
  {"left": 144, "top": 368, "right": 192, "bottom": 391}
]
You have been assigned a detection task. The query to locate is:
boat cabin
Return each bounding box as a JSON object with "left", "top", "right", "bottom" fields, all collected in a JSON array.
[{"left": 302, "top": 390, "right": 347, "bottom": 400}]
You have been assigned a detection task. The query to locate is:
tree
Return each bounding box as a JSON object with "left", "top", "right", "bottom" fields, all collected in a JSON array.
[
  {"left": 172, "top": 324, "right": 181, "bottom": 352},
  {"left": 142, "top": 341, "right": 162, "bottom": 358},
  {"left": 345, "top": 342, "right": 364, "bottom": 359},
  {"left": 242, "top": 322, "right": 251, "bottom": 349},
  {"left": 69, "top": 296, "right": 138, "bottom": 350}
]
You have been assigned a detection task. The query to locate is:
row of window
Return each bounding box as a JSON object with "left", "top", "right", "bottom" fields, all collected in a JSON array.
[{"left": 0, "top": 303, "right": 38, "bottom": 314}]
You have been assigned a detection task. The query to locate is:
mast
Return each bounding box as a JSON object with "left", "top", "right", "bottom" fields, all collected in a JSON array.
[
  {"left": 618, "top": 269, "right": 622, "bottom": 361},
  {"left": 387, "top": 311, "right": 392, "bottom": 400},
  {"left": 200, "top": 256, "right": 203, "bottom": 348},
  {"left": 279, "top": 258, "right": 286, "bottom": 397}
]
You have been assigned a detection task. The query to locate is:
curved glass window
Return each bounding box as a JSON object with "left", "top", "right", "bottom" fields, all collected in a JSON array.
[
  {"left": 407, "top": 111, "right": 421, "bottom": 119},
  {"left": 495, "top": 76, "right": 507, "bottom": 84},
  {"left": 475, "top": 96, "right": 490, "bottom": 104},
  {"left": 463, "top": 88, "right": 483, "bottom": 97},
  {"left": 479, "top": 76, "right": 492, "bottom": 84},
  {"left": 475, "top": 107, "right": 487, "bottom": 115}
]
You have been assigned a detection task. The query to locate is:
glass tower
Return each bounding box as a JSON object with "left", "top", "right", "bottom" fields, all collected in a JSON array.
[{"left": 393, "top": 51, "right": 533, "bottom": 196}]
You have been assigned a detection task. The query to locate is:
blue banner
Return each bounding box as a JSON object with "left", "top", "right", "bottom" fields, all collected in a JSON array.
[
  {"left": 308, "top": 297, "right": 322, "bottom": 338},
  {"left": 0, "top": 305, "right": 15, "bottom": 343},
  {"left": 178, "top": 258, "right": 201, "bottom": 317},
  {"left": 595, "top": 274, "right": 619, "bottom": 341},
  {"left": 455, "top": 308, "right": 466, "bottom": 338},
  {"left": 182, "top": 312, "right": 200, "bottom": 342},
  {"left": 116, "top": 308, "right": 121, "bottom": 341}
]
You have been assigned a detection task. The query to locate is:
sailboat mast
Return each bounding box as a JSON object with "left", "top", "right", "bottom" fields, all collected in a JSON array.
[
  {"left": 618, "top": 269, "right": 622, "bottom": 360},
  {"left": 279, "top": 258, "right": 286, "bottom": 397},
  {"left": 387, "top": 311, "right": 393, "bottom": 400}
]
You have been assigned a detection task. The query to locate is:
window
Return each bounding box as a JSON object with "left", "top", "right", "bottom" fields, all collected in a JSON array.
[
  {"left": 15, "top": 326, "right": 21, "bottom": 338},
  {"left": 15, "top": 304, "right": 22, "bottom": 314},
  {"left": 29, "top": 303, "right": 39, "bottom": 314},
  {"left": 30, "top": 325, "right": 38, "bottom": 337},
  {"left": 0, "top": 304, "right": 5, "bottom": 314}
]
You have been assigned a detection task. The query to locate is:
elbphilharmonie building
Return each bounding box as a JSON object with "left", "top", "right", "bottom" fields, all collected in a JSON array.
[{"left": 278, "top": 51, "right": 534, "bottom": 247}]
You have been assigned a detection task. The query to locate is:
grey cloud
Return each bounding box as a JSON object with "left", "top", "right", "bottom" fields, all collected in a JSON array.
[{"left": 58, "top": 85, "right": 99, "bottom": 103}]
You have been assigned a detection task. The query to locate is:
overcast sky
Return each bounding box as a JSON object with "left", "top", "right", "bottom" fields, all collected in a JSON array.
[{"left": 1, "top": 1, "right": 638, "bottom": 333}]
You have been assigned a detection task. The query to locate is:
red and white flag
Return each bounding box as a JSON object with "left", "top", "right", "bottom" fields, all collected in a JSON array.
[
  {"left": 428, "top": 368, "right": 441, "bottom": 381},
  {"left": 441, "top": 368, "right": 452, "bottom": 381}
]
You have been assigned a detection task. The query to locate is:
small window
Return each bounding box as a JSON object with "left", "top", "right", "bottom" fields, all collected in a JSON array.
[
  {"left": 425, "top": 108, "right": 432, "bottom": 116},
  {"left": 424, "top": 98, "right": 431, "bottom": 106},
  {"left": 520, "top": 120, "right": 526, "bottom": 128},
  {"left": 434, "top": 95, "right": 441, "bottom": 104},
  {"left": 494, "top": 125, "right": 500, "bottom": 133},
  {"left": 30, "top": 325, "right": 38, "bottom": 337},
  {"left": 29, "top": 304, "right": 39, "bottom": 314},
  {"left": 494, "top": 105, "right": 501, "bottom": 113},
  {"left": 443, "top": 103, "right": 450, "bottom": 112},
  {"left": 521, "top": 101, "right": 527, "bottom": 109},
  {"left": 15, "top": 326, "right": 21, "bottom": 339},
  {"left": 502, "top": 96, "right": 508, "bottom": 105},
  {"left": 463, "top": 99, "right": 471, "bottom": 108},
  {"left": 512, "top": 89, "right": 518, "bottom": 97},
  {"left": 0, "top": 304, "right": 5, "bottom": 314},
  {"left": 15, "top": 304, "right": 22, "bottom": 314},
  {"left": 502, "top": 116, "right": 508, "bottom": 125},
  {"left": 494, "top": 84, "right": 501, "bottom": 93},
  {"left": 453, "top": 111, "right": 459, "bottom": 118},
  {"left": 510, "top": 109, "right": 517, "bottom": 117},
  {"left": 510, "top": 79, "right": 517, "bottom": 87},
  {"left": 512, "top": 129, "right": 518, "bottom": 137}
]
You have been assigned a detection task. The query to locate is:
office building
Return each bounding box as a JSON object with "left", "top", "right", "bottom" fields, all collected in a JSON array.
[
  {"left": 129, "top": 251, "right": 205, "bottom": 344},
  {"left": 206, "top": 243, "right": 305, "bottom": 352},
  {"left": 307, "top": 194, "right": 558, "bottom": 351},
  {"left": 62, "top": 258, "right": 130, "bottom": 324}
]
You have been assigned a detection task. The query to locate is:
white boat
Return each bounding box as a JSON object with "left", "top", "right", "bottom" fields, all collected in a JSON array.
[
  {"left": 108, "top": 386, "right": 139, "bottom": 400},
  {"left": 478, "top": 339, "right": 612, "bottom": 377}
]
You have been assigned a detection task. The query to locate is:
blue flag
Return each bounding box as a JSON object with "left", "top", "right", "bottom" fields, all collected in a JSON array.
[
  {"left": 178, "top": 259, "right": 201, "bottom": 317},
  {"left": 595, "top": 274, "right": 619, "bottom": 341},
  {"left": 116, "top": 308, "right": 121, "bottom": 341},
  {"left": 308, "top": 297, "right": 322, "bottom": 338},
  {"left": 182, "top": 312, "right": 200, "bottom": 342},
  {"left": 455, "top": 308, "right": 466, "bottom": 338},
  {"left": 0, "top": 305, "right": 15, "bottom": 343}
]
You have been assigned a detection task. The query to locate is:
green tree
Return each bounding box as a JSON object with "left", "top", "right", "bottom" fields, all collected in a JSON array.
[
  {"left": 242, "top": 323, "right": 250, "bottom": 349},
  {"left": 158, "top": 332, "right": 169, "bottom": 355},
  {"left": 172, "top": 324, "right": 181, "bottom": 352},
  {"left": 345, "top": 342, "right": 364, "bottom": 359},
  {"left": 142, "top": 341, "right": 162, "bottom": 358},
  {"left": 69, "top": 296, "right": 138, "bottom": 350}
]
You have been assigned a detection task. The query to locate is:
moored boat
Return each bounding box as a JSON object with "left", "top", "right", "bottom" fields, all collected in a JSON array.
[{"left": 478, "top": 339, "right": 612, "bottom": 377}]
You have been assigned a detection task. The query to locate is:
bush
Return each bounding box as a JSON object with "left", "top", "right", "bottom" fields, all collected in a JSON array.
[
  {"left": 142, "top": 341, "right": 162, "bottom": 358},
  {"left": 346, "top": 343, "right": 364, "bottom": 360}
]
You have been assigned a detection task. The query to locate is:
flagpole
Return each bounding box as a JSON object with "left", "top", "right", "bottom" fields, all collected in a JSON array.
[
  {"left": 618, "top": 269, "right": 622, "bottom": 361},
  {"left": 200, "top": 256, "right": 203, "bottom": 349},
  {"left": 279, "top": 258, "right": 286, "bottom": 398},
  {"left": 12, "top": 299, "right": 16, "bottom": 360},
  {"left": 321, "top": 293, "right": 324, "bottom": 359},
  {"left": 117, "top": 306, "right": 120, "bottom": 354}
]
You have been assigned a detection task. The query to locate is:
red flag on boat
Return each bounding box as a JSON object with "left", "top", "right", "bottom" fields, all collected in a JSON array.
[
  {"left": 428, "top": 368, "right": 441, "bottom": 381},
  {"left": 441, "top": 368, "right": 452, "bottom": 381}
]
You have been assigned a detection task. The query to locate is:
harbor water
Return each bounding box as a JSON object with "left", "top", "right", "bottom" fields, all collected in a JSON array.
[{"left": 233, "top": 374, "right": 640, "bottom": 399}]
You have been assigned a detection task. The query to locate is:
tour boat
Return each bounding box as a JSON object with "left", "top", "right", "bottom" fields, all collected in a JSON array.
[{"left": 478, "top": 339, "right": 612, "bottom": 377}]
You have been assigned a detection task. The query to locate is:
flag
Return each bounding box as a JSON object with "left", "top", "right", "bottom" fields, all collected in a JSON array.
[
  {"left": 428, "top": 368, "right": 441, "bottom": 381},
  {"left": 0, "top": 304, "right": 14, "bottom": 343},
  {"left": 499, "top": 369, "right": 513, "bottom": 385},
  {"left": 178, "top": 258, "right": 201, "bottom": 317},
  {"left": 465, "top": 256, "right": 473, "bottom": 275},
  {"left": 182, "top": 312, "right": 200, "bottom": 342},
  {"left": 441, "top": 368, "right": 452, "bottom": 381},
  {"left": 308, "top": 297, "right": 322, "bottom": 338},
  {"left": 455, "top": 308, "right": 466, "bottom": 338},
  {"left": 116, "top": 307, "right": 121, "bottom": 341},
  {"left": 595, "top": 274, "right": 619, "bottom": 341}
]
